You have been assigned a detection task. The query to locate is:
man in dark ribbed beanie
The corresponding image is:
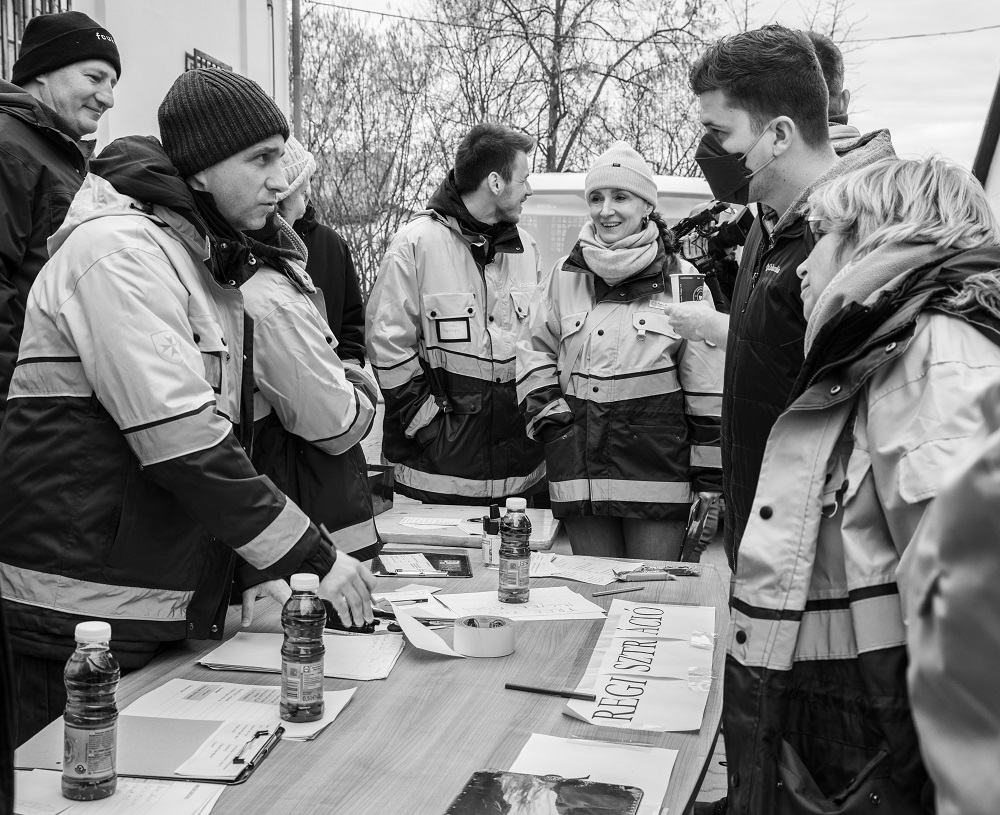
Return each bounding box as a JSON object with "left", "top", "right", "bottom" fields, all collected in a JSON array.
[{"left": 158, "top": 69, "right": 289, "bottom": 179}]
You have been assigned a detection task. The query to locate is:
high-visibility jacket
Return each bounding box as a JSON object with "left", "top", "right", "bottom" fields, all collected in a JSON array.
[
  {"left": 516, "top": 242, "right": 723, "bottom": 520},
  {"left": 366, "top": 209, "right": 544, "bottom": 503},
  {"left": 725, "top": 247, "right": 1000, "bottom": 814},
  {"left": 0, "top": 138, "right": 332, "bottom": 666}
]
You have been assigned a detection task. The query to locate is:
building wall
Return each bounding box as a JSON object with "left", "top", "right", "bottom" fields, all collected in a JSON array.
[{"left": 74, "top": 0, "right": 289, "bottom": 149}]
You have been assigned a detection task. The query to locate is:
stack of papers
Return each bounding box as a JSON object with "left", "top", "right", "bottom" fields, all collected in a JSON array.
[
  {"left": 565, "top": 600, "right": 717, "bottom": 732},
  {"left": 14, "top": 771, "right": 225, "bottom": 815},
  {"left": 124, "top": 679, "right": 356, "bottom": 742},
  {"left": 199, "top": 631, "right": 404, "bottom": 680},
  {"left": 436, "top": 586, "right": 606, "bottom": 620},
  {"left": 529, "top": 553, "right": 646, "bottom": 586},
  {"left": 373, "top": 587, "right": 458, "bottom": 621}
]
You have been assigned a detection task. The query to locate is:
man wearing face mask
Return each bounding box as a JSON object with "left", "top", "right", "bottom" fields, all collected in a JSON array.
[
  {"left": 0, "top": 11, "right": 120, "bottom": 427},
  {"left": 685, "top": 26, "right": 894, "bottom": 580}
]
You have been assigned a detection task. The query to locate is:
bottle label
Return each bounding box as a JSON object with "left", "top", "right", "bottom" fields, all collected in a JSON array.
[
  {"left": 63, "top": 722, "right": 116, "bottom": 781},
  {"left": 281, "top": 659, "right": 324, "bottom": 706},
  {"left": 498, "top": 555, "right": 529, "bottom": 590}
]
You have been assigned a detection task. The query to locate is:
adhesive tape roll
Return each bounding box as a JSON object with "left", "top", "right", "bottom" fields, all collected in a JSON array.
[{"left": 453, "top": 616, "right": 515, "bottom": 658}]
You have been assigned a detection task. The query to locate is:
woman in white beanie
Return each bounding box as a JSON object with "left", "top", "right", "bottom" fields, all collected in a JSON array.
[{"left": 516, "top": 142, "right": 724, "bottom": 557}]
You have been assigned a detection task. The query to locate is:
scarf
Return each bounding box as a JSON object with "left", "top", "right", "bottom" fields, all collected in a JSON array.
[
  {"left": 577, "top": 220, "right": 659, "bottom": 286},
  {"left": 804, "top": 241, "right": 958, "bottom": 356}
]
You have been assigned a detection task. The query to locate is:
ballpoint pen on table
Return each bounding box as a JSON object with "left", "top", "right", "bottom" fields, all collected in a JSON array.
[
  {"left": 592, "top": 585, "right": 643, "bottom": 597},
  {"left": 504, "top": 682, "right": 597, "bottom": 702}
]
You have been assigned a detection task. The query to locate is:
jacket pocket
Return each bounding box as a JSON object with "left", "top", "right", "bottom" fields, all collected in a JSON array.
[
  {"left": 776, "top": 738, "right": 897, "bottom": 815},
  {"left": 544, "top": 422, "right": 581, "bottom": 485},
  {"left": 633, "top": 310, "right": 679, "bottom": 340},
  {"left": 423, "top": 292, "right": 477, "bottom": 344},
  {"left": 509, "top": 289, "right": 531, "bottom": 322},
  {"left": 189, "top": 315, "right": 228, "bottom": 396}
]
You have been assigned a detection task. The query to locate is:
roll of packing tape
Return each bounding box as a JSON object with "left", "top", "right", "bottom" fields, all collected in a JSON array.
[{"left": 453, "top": 615, "right": 515, "bottom": 658}]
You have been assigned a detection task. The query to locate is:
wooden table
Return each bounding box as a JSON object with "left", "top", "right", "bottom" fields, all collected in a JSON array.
[{"left": 115, "top": 561, "right": 729, "bottom": 815}]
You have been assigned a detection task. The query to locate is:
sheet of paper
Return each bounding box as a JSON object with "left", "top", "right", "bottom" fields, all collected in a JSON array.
[
  {"left": 614, "top": 601, "right": 716, "bottom": 640},
  {"left": 392, "top": 607, "right": 463, "bottom": 658},
  {"left": 437, "top": 586, "right": 606, "bottom": 621},
  {"left": 199, "top": 632, "right": 404, "bottom": 680},
  {"left": 399, "top": 516, "right": 463, "bottom": 526},
  {"left": 14, "top": 770, "right": 224, "bottom": 815},
  {"left": 123, "top": 678, "right": 355, "bottom": 741},
  {"left": 565, "top": 674, "right": 708, "bottom": 732},
  {"left": 528, "top": 551, "right": 557, "bottom": 576},
  {"left": 174, "top": 721, "right": 271, "bottom": 780},
  {"left": 597, "top": 635, "right": 713, "bottom": 680},
  {"left": 379, "top": 553, "right": 437, "bottom": 572},
  {"left": 509, "top": 734, "right": 677, "bottom": 815}
]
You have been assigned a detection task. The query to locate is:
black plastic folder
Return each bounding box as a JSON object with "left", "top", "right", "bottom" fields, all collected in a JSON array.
[
  {"left": 443, "top": 769, "right": 643, "bottom": 815},
  {"left": 15, "top": 715, "right": 281, "bottom": 785},
  {"left": 371, "top": 550, "right": 473, "bottom": 577}
]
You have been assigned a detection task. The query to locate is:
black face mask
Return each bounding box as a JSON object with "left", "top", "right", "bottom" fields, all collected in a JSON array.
[{"left": 694, "top": 127, "right": 775, "bottom": 206}]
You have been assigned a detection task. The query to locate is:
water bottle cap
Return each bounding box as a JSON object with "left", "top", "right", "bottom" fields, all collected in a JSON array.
[
  {"left": 505, "top": 497, "right": 527, "bottom": 512},
  {"left": 290, "top": 573, "right": 320, "bottom": 592},
  {"left": 75, "top": 621, "right": 111, "bottom": 643}
]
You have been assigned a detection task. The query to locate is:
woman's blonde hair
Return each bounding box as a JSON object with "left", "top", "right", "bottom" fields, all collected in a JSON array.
[{"left": 807, "top": 156, "right": 1000, "bottom": 263}]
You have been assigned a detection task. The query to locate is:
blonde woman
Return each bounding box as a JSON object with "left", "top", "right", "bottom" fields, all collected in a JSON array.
[{"left": 725, "top": 156, "right": 1000, "bottom": 814}]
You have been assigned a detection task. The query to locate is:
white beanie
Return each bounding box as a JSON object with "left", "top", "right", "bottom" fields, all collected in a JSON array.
[
  {"left": 277, "top": 135, "right": 317, "bottom": 202},
  {"left": 585, "top": 141, "right": 657, "bottom": 206}
]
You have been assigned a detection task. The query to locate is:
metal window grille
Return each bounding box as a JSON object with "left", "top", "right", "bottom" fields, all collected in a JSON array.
[
  {"left": 184, "top": 48, "right": 231, "bottom": 73},
  {"left": 1, "top": 0, "right": 71, "bottom": 82}
]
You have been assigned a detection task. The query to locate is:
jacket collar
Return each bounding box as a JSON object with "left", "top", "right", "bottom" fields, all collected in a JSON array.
[{"left": 0, "top": 78, "right": 88, "bottom": 163}]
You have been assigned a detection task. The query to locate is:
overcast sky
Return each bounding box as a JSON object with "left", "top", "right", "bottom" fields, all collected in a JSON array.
[{"left": 331, "top": 0, "right": 1000, "bottom": 168}]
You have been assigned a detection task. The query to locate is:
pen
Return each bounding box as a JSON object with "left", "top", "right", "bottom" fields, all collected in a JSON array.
[
  {"left": 505, "top": 682, "right": 597, "bottom": 702},
  {"left": 394, "top": 569, "right": 449, "bottom": 577},
  {"left": 392, "top": 598, "right": 430, "bottom": 605},
  {"left": 593, "top": 585, "right": 643, "bottom": 597}
]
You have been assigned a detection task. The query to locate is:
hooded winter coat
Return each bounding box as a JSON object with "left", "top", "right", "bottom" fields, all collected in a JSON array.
[
  {"left": 722, "top": 130, "right": 896, "bottom": 569},
  {"left": 0, "top": 136, "right": 334, "bottom": 668},
  {"left": 725, "top": 244, "right": 1000, "bottom": 814},
  {"left": 241, "top": 215, "right": 381, "bottom": 565},
  {"left": 0, "top": 79, "right": 90, "bottom": 425},
  {"left": 366, "top": 172, "right": 544, "bottom": 504},
  {"left": 293, "top": 204, "right": 366, "bottom": 364},
  {"left": 516, "top": 239, "right": 723, "bottom": 520},
  {"left": 901, "top": 380, "right": 1000, "bottom": 815}
]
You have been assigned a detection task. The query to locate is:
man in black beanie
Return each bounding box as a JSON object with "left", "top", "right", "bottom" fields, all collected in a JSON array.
[
  {"left": 0, "top": 10, "right": 121, "bottom": 427},
  {"left": 0, "top": 68, "right": 375, "bottom": 745}
]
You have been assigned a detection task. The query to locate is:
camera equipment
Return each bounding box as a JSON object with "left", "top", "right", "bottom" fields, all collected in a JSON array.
[{"left": 672, "top": 202, "right": 755, "bottom": 311}]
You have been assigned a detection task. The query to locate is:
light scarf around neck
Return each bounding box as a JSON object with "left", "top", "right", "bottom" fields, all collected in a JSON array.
[
  {"left": 804, "top": 241, "right": 956, "bottom": 355},
  {"left": 577, "top": 220, "right": 659, "bottom": 286}
]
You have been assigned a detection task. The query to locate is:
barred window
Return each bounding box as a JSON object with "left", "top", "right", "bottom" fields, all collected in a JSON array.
[
  {"left": 1, "top": 0, "right": 71, "bottom": 82},
  {"left": 185, "top": 48, "right": 231, "bottom": 73}
]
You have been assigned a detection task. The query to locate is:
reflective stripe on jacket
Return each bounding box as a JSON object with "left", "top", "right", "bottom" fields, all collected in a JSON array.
[
  {"left": 366, "top": 209, "right": 544, "bottom": 503},
  {"left": 725, "top": 304, "right": 1000, "bottom": 814},
  {"left": 517, "top": 246, "right": 723, "bottom": 520}
]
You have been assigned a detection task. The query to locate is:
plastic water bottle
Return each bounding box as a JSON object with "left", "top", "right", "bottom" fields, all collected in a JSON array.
[
  {"left": 498, "top": 497, "right": 532, "bottom": 603},
  {"left": 280, "top": 573, "right": 326, "bottom": 722},
  {"left": 62, "top": 621, "right": 119, "bottom": 800}
]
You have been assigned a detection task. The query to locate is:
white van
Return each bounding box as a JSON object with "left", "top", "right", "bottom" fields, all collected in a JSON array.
[{"left": 519, "top": 172, "right": 713, "bottom": 273}]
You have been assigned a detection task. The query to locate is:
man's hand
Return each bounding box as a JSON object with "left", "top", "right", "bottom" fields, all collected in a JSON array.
[
  {"left": 318, "top": 553, "right": 377, "bottom": 628},
  {"left": 241, "top": 579, "right": 292, "bottom": 628},
  {"left": 659, "top": 301, "right": 729, "bottom": 348}
]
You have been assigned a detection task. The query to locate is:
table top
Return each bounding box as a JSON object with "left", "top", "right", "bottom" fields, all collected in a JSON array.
[
  {"left": 116, "top": 560, "right": 729, "bottom": 815},
  {"left": 374, "top": 503, "right": 562, "bottom": 550}
]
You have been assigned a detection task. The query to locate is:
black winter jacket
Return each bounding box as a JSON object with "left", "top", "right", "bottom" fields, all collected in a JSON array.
[
  {"left": 722, "top": 130, "right": 896, "bottom": 569},
  {"left": 0, "top": 80, "right": 88, "bottom": 425},
  {"left": 293, "top": 205, "right": 366, "bottom": 364}
]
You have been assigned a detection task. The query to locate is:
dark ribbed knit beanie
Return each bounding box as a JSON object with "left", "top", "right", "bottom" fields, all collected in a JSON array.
[
  {"left": 158, "top": 69, "right": 289, "bottom": 178},
  {"left": 12, "top": 11, "right": 120, "bottom": 87}
]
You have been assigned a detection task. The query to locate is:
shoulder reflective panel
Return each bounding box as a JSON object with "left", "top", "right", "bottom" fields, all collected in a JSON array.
[{"left": 1, "top": 563, "right": 190, "bottom": 622}]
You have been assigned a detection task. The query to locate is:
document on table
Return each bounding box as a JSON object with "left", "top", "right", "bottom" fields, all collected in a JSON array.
[
  {"left": 565, "top": 599, "right": 718, "bottom": 732},
  {"left": 530, "top": 553, "right": 646, "bottom": 585},
  {"left": 378, "top": 553, "right": 438, "bottom": 572},
  {"left": 509, "top": 733, "right": 677, "bottom": 815},
  {"left": 124, "top": 678, "right": 356, "bottom": 741},
  {"left": 436, "top": 586, "right": 606, "bottom": 620},
  {"left": 199, "top": 631, "right": 404, "bottom": 680},
  {"left": 14, "top": 770, "right": 224, "bottom": 815}
]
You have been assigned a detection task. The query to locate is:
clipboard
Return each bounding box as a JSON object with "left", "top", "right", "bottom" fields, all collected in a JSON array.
[
  {"left": 372, "top": 551, "right": 473, "bottom": 578},
  {"left": 15, "top": 715, "right": 282, "bottom": 785}
]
